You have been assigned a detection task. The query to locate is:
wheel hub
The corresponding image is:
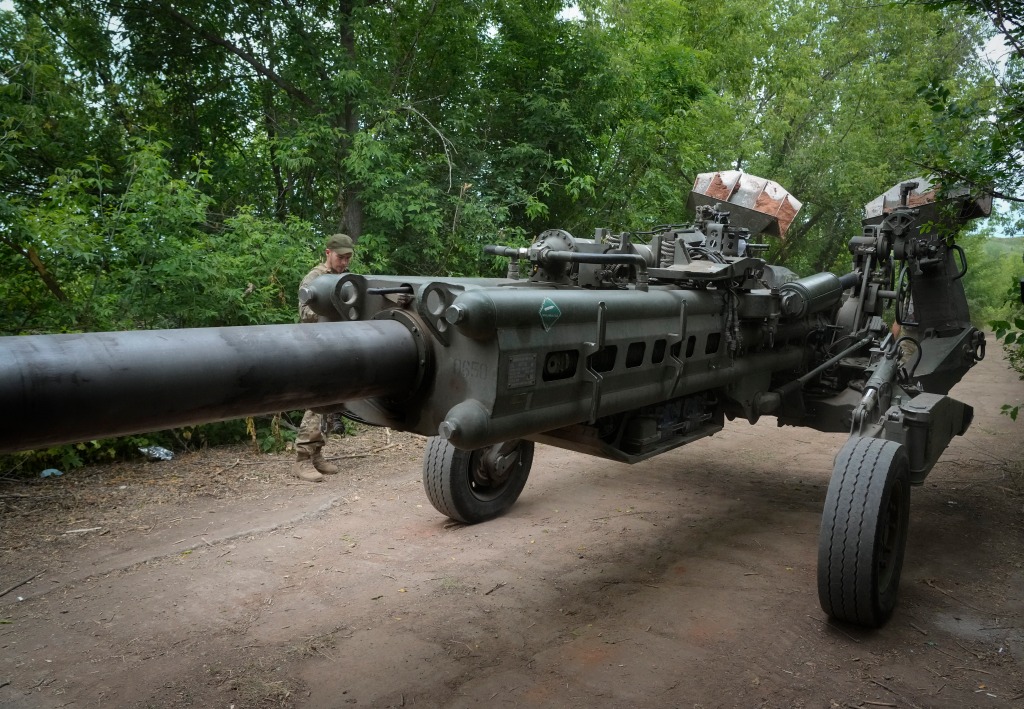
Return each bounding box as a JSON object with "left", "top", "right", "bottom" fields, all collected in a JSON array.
[{"left": 471, "top": 441, "right": 522, "bottom": 489}]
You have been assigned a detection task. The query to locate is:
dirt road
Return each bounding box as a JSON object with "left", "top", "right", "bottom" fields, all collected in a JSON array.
[{"left": 1, "top": 347, "right": 1022, "bottom": 708}]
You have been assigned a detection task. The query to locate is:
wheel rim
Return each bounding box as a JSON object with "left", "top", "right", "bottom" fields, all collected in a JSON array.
[
  {"left": 468, "top": 441, "right": 523, "bottom": 502},
  {"left": 876, "top": 481, "right": 906, "bottom": 593}
]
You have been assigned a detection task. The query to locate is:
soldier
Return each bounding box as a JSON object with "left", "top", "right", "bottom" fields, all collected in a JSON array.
[{"left": 293, "top": 233, "right": 355, "bottom": 482}]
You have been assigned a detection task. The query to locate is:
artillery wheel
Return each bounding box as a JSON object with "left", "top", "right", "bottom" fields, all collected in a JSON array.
[
  {"left": 422, "top": 437, "right": 534, "bottom": 524},
  {"left": 817, "top": 437, "right": 911, "bottom": 628}
]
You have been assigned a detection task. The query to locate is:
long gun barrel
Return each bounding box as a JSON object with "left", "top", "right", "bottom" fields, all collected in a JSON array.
[{"left": 0, "top": 321, "right": 420, "bottom": 453}]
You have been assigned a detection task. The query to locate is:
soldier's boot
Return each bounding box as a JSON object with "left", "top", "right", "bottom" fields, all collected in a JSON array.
[
  {"left": 312, "top": 451, "right": 340, "bottom": 476},
  {"left": 293, "top": 453, "right": 324, "bottom": 483}
]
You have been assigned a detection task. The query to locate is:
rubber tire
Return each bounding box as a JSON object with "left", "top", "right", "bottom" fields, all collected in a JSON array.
[
  {"left": 422, "top": 436, "right": 534, "bottom": 524},
  {"left": 817, "top": 436, "right": 911, "bottom": 628}
]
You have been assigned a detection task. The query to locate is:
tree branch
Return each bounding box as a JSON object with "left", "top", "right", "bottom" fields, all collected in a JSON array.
[
  {"left": 401, "top": 104, "right": 456, "bottom": 192},
  {"left": 904, "top": 159, "right": 1024, "bottom": 203},
  {"left": 157, "top": 2, "right": 318, "bottom": 110},
  {"left": 0, "top": 232, "right": 69, "bottom": 302}
]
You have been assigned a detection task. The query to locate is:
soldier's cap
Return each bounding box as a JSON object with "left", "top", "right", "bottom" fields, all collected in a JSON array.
[{"left": 325, "top": 233, "right": 354, "bottom": 255}]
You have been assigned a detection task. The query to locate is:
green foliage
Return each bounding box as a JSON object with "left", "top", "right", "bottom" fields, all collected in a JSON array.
[
  {"left": 1, "top": 137, "right": 315, "bottom": 334},
  {"left": 913, "top": 0, "right": 1024, "bottom": 202},
  {"left": 246, "top": 414, "right": 300, "bottom": 454},
  {"left": 730, "top": 1, "right": 995, "bottom": 275},
  {"left": 3, "top": 0, "right": 1020, "bottom": 456},
  {"left": 2, "top": 436, "right": 155, "bottom": 474},
  {"left": 958, "top": 230, "right": 1023, "bottom": 324},
  {"left": 990, "top": 314, "right": 1024, "bottom": 421},
  {"left": 0, "top": 414, "right": 302, "bottom": 476}
]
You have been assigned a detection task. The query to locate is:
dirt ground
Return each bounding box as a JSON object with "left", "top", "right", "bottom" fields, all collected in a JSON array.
[{"left": 1, "top": 347, "right": 1022, "bottom": 709}]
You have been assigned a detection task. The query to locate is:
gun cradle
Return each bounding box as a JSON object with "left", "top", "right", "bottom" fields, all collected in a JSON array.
[{"left": 337, "top": 281, "right": 807, "bottom": 460}]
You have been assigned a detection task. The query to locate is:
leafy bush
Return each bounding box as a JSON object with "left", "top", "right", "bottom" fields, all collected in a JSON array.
[
  {"left": 0, "top": 413, "right": 307, "bottom": 477},
  {"left": 991, "top": 314, "right": 1024, "bottom": 421}
]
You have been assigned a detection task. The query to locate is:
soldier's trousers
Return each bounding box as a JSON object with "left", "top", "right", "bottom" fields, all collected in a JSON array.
[{"left": 296, "top": 410, "right": 325, "bottom": 457}]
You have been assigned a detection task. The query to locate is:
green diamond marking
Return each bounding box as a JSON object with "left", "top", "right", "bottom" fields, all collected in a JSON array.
[{"left": 539, "top": 297, "right": 561, "bottom": 331}]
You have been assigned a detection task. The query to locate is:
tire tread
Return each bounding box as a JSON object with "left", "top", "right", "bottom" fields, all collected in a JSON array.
[{"left": 818, "top": 436, "right": 910, "bottom": 627}]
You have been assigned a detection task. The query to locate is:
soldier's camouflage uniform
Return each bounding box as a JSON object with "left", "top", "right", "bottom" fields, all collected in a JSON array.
[{"left": 296, "top": 262, "right": 333, "bottom": 457}]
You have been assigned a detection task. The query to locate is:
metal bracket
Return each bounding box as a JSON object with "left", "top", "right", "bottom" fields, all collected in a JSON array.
[
  {"left": 668, "top": 300, "right": 687, "bottom": 393},
  {"left": 583, "top": 301, "right": 608, "bottom": 423},
  {"left": 416, "top": 282, "right": 465, "bottom": 346},
  {"left": 331, "top": 273, "right": 368, "bottom": 321}
]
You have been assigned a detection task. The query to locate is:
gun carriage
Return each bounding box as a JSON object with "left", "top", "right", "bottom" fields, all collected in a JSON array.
[{"left": 0, "top": 173, "right": 991, "bottom": 627}]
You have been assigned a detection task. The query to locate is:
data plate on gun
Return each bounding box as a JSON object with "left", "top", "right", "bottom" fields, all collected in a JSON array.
[{"left": 507, "top": 353, "right": 537, "bottom": 389}]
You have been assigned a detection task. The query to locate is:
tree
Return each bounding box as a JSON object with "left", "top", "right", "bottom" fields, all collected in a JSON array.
[
  {"left": 0, "top": 11, "right": 120, "bottom": 323},
  {"left": 722, "top": 0, "right": 994, "bottom": 274},
  {"left": 3, "top": 0, "right": 1009, "bottom": 335},
  {"left": 915, "top": 0, "right": 1023, "bottom": 203}
]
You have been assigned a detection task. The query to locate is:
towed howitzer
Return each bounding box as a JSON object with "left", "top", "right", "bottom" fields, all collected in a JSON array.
[{"left": 0, "top": 172, "right": 991, "bottom": 628}]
